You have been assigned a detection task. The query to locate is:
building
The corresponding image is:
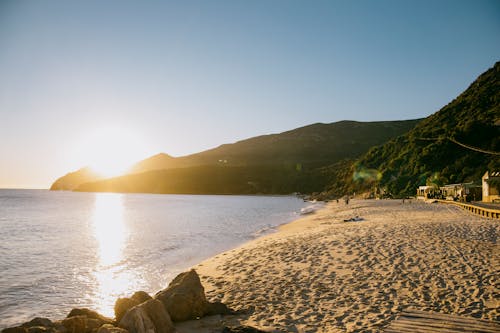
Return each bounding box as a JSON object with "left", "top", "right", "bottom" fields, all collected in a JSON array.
[
  {"left": 416, "top": 185, "right": 437, "bottom": 199},
  {"left": 482, "top": 171, "right": 500, "bottom": 203},
  {"left": 440, "top": 182, "right": 482, "bottom": 202}
]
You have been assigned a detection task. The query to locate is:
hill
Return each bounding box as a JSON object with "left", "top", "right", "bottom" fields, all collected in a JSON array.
[
  {"left": 178, "top": 120, "right": 420, "bottom": 169},
  {"left": 64, "top": 119, "right": 420, "bottom": 194},
  {"left": 128, "top": 153, "right": 176, "bottom": 173},
  {"left": 320, "top": 62, "right": 500, "bottom": 198},
  {"left": 50, "top": 167, "right": 100, "bottom": 191}
]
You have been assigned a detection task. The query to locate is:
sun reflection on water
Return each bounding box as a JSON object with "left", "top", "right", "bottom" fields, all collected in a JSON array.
[
  {"left": 93, "top": 194, "right": 126, "bottom": 266},
  {"left": 91, "top": 193, "right": 142, "bottom": 317}
]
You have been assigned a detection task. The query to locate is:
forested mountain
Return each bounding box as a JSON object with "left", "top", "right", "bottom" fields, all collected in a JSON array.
[
  {"left": 319, "top": 62, "right": 500, "bottom": 198},
  {"left": 130, "top": 120, "right": 421, "bottom": 171},
  {"left": 57, "top": 119, "right": 420, "bottom": 194},
  {"left": 53, "top": 63, "right": 499, "bottom": 197}
]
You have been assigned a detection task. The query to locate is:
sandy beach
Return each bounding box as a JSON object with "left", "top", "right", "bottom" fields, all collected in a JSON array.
[{"left": 187, "top": 199, "right": 499, "bottom": 332}]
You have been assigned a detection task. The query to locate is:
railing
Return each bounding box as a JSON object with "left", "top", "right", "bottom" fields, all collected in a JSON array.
[{"left": 437, "top": 200, "right": 500, "bottom": 219}]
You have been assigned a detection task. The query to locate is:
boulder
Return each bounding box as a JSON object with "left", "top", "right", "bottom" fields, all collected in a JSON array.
[
  {"left": 1, "top": 327, "right": 28, "bottom": 333},
  {"left": 96, "top": 325, "right": 128, "bottom": 333},
  {"left": 114, "top": 292, "right": 153, "bottom": 323},
  {"left": 21, "top": 318, "right": 54, "bottom": 328},
  {"left": 205, "top": 302, "right": 233, "bottom": 316},
  {"left": 61, "top": 315, "right": 107, "bottom": 333},
  {"left": 118, "top": 299, "right": 174, "bottom": 333},
  {"left": 130, "top": 292, "right": 152, "bottom": 304},
  {"left": 26, "top": 327, "right": 52, "bottom": 333},
  {"left": 114, "top": 298, "right": 140, "bottom": 324},
  {"left": 154, "top": 270, "right": 208, "bottom": 322},
  {"left": 66, "top": 309, "right": 113, "bottom": 324},
  {"left": 155, "top": 269, "right": 233, "bottom": 322},
  {"left": 61, "top": 316, "right": 87, "bottom": 333}
]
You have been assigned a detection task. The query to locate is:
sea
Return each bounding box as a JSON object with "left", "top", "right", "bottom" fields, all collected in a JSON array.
[{"left": 0, "top": 189, "right": 309, "bottom": 328}]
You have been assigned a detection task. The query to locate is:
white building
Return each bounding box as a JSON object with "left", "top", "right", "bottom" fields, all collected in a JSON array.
[{"left": 482, "top": 171, "right": 500, "bottom": 203}]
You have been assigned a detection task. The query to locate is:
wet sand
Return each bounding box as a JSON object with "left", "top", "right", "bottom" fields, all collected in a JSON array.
[{"left": 189, "top": 199, "right": 499, "bottom": 332}]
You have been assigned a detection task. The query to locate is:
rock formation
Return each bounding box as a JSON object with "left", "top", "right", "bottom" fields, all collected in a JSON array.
[
  {"left": 118, "top": 299, "right": 174, "bottom": 333},
  {"left": 2, "top": 270, "right": 252, "bottom": 333},
  {"left": 155, "top": 269, "right": 232, "bottom": 322},
  {"left": 114, "top": 291, "right": 152, "bottom": 323}
]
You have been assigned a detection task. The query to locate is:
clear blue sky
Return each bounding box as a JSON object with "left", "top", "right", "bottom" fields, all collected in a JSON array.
[{"left": 0, "top": 0, "right": 499, "bottom": 188}]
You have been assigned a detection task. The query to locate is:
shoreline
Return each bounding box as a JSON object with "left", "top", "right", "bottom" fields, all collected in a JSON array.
[
  {"left": 2, "top": 198, "right": 499, "bottom": 332},
  {"left": 188, "top": 199, "right": 499, "bottom": 332},
  {"left": 0, "top": 192, "right": 308, "bottom": 330}
]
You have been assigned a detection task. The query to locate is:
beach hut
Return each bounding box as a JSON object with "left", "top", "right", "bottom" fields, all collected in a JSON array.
[
  {"left": 416, "top": 185, "right": 436, "bottom": 199},
  {"left": 440, "top": 182, "right": 482, "bottom": 202},
  {"left": 482, "top": 171, "right": 500, "bottom": 203}
]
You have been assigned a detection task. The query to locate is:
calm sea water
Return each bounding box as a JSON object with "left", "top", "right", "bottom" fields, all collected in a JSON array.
[{"left": 0, "top": 189, "right": 308, "bottom": 328}]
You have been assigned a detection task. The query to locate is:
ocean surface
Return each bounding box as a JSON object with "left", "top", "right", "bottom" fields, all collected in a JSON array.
[{"left": 0, "top": 189, "right": 309, "bottom": 328}]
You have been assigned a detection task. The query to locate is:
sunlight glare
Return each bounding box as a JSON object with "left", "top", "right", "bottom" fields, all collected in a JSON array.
[
  {"left": 92, "top": 193, "right": 127, "bottom": 266},
  {"left": 91, "top": 193, "right": 142, "bottom": 317},
  {"left": 73, "top": 125, "right": 153, "bottom": 178}
]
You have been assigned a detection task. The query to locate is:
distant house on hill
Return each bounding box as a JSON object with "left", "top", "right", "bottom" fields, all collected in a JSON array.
[{"left": 482, "top": 171, "right": 500, "bottom": 203}]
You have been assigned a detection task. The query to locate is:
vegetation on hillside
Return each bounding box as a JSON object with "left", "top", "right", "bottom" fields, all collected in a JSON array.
[
  {"left": 56, "top": 62, "right": 500, "bottom": 198},
  {"left": 53, "top": 120, "right": 420, "bottom": 193},
  {"left": 321, "top": 62, "right": 500, "bottom": 198},
  {"left": 76, "top": 164, "right": 331, "bottom": 194}
]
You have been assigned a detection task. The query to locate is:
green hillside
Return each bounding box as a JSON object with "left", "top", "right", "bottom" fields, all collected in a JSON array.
[
  {"left": 181, "top": 120, "right": 421, "bottom": 169},
  {"left": 68, "top": 120, "right": 420, "bottom": 194},
  {"left": 326, "top": 62, "right": 500, "bottom": 198}
]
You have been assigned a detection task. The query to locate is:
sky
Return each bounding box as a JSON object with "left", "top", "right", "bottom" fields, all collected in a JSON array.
[{"left": 0, "top": 0, "right": 499, "bottom": 188}]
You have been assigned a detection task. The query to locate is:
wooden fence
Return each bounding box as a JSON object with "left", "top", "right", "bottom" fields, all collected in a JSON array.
[{"left": 437, "top": 200, "right": 500, "bottom": 219}]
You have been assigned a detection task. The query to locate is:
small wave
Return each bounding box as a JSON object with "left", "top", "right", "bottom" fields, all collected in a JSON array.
[
  {"left": 300, "top": 202, "right": 324, "bottom": 215},
  {"left": 251, "top": 224, "right": 278, "bottom": 238}
]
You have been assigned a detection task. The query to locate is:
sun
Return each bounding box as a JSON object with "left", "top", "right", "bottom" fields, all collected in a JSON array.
[{"left": 76, "top": 126, "right": 151, "bottom": 178}]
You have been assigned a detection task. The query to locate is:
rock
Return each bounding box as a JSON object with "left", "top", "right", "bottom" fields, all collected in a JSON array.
[
  {"left": 222, "top": 326, "right": 268, "bottom": 333},
  {"left": 114, "top": 291, "right": 153, "bottom": 323},
  {"left": 21, "top": 318, "right": 54, "bottom": 328},
  {"left": 64, "top": 308, "right": 113, "bottom": 333},
  {"left": 2, "top": 320, "right": 60, "bottom": 333},
  {"left": 60, "top": 315, "right": 105, "bottom": 333},
  {"left": 155, "top": 269, "right": 234, "bottom": 322},
  {"left": 47, "top": 320, "right": 67, "bottom": 333},
  {"left": 66, "top": 308, "right": 113, "bottom": 324},
  {"left": 61, "top": 316, "right": 87, "bottom": 333},
  {"left": 26, "top": 327, "right": 52, "bottom": 333},
  {"left": 130, "top": 292, "right": 152, "bottom": 304},
  {"left": 114, "top": 298, "right": 140, "bottom": 324},
  {"left": 205, "top": 302, "right": 233, "bottom": 316},
  {"left": 118, "top": 299, "right": 174, "bottom": 333},
  {"left": 85, "top": 319, "right": 102, "bottom": 333},
  {"left": 2, "top": 327, "right": 28, "bottom": 333},
  {"left": 155, "top": 269, "right": 210, "bottom": 322},
  {"left": 96, "top": 325, "right": 128, "bottom": 333},
  {"left": 49, "top": 321, "right": 67, "bottom": 333}
]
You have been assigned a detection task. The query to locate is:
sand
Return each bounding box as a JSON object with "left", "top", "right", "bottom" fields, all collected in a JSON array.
[{"left": 182, "top": 199, "right": 499, "bottom": 333}]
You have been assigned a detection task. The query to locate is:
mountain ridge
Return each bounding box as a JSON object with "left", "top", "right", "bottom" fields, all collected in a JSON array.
[
  {"left": 318, "top": 61, "right": 500, "bottom": 198},
  {"left": 51, "top": 119, "right": 421, "bottom": 193}
]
